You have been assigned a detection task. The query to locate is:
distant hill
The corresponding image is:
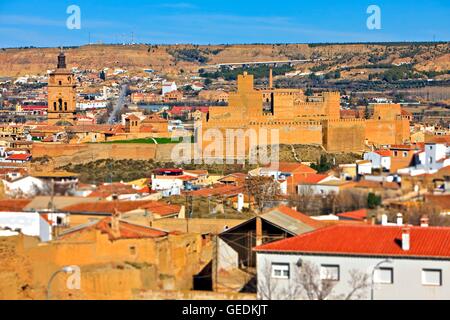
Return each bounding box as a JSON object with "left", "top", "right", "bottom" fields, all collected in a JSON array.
[{"left": 0, "top": 43, "right": 449, "bottom": 78}]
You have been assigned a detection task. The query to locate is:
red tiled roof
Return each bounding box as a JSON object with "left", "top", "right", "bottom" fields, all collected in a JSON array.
[
  {"left": 255, "top": 224, "right": 450, "bottom": 259},
  {"left": 126, "top": 114, "right": 141, "bottom": 121},
  {"left": 296, "top": 173, "right": 329, "bottom": 184},
  {"left": 425, "top": 194, "right": 450, "bottom": 210},
  {"left": 97, "top": 218, "right": 167, "bottom": 240},
  {"left": 427, "top": 136, "right": 450, "bottom": 144},
  {"left": 375, "top": 150, "right": 392, "bottom": 157},
  {"left": 6, "top": 154, "right": 32, "bottom": 161},
  {"left": 401, "top": 109, "right": 412, "bottom": 116},
  {"left": 140, "top": 202, "right": 181, "bottom": 216},
  {"left": 0, "top": 199, "right": 32, "bottom": 212},
  {"left": 336, "top": 209, "right": 368, "bottom": 221},
  {"left": 87, "top": 183, "right": 141, "bottom": 198},
  {"left": 264, "top": 162, "right": 317, "bottom": 174},
  {"left": 61, "top": 200, "right": 179, "bottom": 216}
]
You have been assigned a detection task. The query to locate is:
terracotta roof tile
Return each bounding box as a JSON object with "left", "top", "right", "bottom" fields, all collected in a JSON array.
[
  {"left": 61, "top": 200, "right": 180, "bottom": 216},
  {"left": 336, "top": 209, "right": 368, "bottom": 221},
  {"left": 264, "top": 162, "right": 317, "bottom": 174},
  {"left": 255, "top": 224, "right": 450, "bottom": 259},
  {"left": 0, "top": 199, "right": 32, "bottom": 212},
  {"left": 6, "top": 154, "right": 32, "bottom": 161}
]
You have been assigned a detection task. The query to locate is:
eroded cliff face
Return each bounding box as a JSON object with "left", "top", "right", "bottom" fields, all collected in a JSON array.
[{"left": 1, "top": 43, "right": 449, "bottom": 77}]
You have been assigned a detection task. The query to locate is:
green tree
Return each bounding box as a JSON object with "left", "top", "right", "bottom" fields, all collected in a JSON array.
[
  {"left": 305, "top": 88, "right": 314, "bottom": 96},
  {"left": 311, "top": 155, "right": 332, "bottom": 173},
  {"left": 367, "top": 192, "right": 381, "bottom": 209}
]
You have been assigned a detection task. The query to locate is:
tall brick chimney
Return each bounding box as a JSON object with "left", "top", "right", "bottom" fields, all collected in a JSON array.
[
  {"left": 420, "top": 215, "right": 429, "bottom": 227},
  {"left": 396, "top": 213, "right": 403, "bottom": 226},
  {"left": 256, "top": 215, "right": 263, "bottom": 246},
  {"left": 402, "top": 226, "right": 410, "bottom": 251},
  {"left": 111, "top": 209, "right": 121, "bottom": 238}
]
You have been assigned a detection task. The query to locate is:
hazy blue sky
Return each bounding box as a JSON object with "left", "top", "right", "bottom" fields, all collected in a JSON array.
[{"left": 0, "top": 0, "right": 449, "bottom": 47}]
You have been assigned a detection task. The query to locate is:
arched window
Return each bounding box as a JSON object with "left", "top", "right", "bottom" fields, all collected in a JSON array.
[
  {"left": 53, "top": 102, "right": 57, "bottom": 111},
  {"left": 58, "top": 99, "right": 63, "bottom": 111},
  {"left": 64, "top": 102, "right": 67, "bottom": 111}
]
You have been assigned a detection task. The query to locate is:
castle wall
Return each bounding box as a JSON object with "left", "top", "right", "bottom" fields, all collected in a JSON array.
[
  {"left": 365, "top": 119, "right": 410, "bottom": 146},
  {"left": 32, "top": 143, "right": 158, "bottom": 165},
  {"left": 323, "top": 119, "right": 366, "bottom": 153}
]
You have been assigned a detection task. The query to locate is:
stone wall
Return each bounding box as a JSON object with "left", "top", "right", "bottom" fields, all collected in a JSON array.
[
  {"left": 0, "top": 230, "right": 211, "bottom": 299},
  {"left": 32, "top": 142, "right": 162, "bottom": 166},
  {"left": 323, "top": 119, "right": 366, "bottom": 152}
]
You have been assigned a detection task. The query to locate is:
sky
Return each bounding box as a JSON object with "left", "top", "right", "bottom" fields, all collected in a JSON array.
[{"left": 0, "top": 0, "right": 449, "bottom": 47}]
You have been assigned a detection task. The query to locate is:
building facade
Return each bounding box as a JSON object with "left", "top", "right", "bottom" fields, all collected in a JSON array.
[
  {"left": 255, "top": 224, "right": 450, "bottom": 300},
  {"left": 47, "top": 50, "right": 77, "bottom": 125}
]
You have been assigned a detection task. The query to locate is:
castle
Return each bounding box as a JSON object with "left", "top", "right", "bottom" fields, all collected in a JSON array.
[{"left": 201, "top": 72, "right": 411, "bottom": 154}]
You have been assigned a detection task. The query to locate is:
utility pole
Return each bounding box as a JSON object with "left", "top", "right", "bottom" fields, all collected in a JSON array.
[{"left": 212, "top": 234, "right": 218, "bottom": 292}]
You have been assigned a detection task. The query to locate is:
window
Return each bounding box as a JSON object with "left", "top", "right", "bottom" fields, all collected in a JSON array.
[
  {"left": 394, "top": 151, "right": 398, "bottom": 157},
  {"left": 422, "top": 269, "right": 441, "bottom": 286},
  {"left": 374, "top": 267, "right": 393, "bottom": 284},
  {"left": 320, "top": 265, "right": 339, "bottom": 281},
  {"left": 129, "top": 246, "right": 137, "bottom": 255},
  {"left": 271, "top": 263, "right": 290, "bottom": 279},
  {"left": 403, "top": 151, "right": 408, "bottom": 157}
]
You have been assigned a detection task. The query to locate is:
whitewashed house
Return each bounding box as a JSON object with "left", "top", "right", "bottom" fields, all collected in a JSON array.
[
  {"left": 255, "top": 223, "right": 450, "bottom": 300},
  {"left": 363, "top": 150, "right": 391, "bottom": 171},
  {"left": 356, "top": 160, "right": 372, "bottom": 175},
  {"left": 162, "top": 81, "right": 177, "bottom": 96},
  {"left": 0, "top": 211, "right": 52, "bottom": 242},
  {"left": 398, "top": 143, "right": 449, "bottom": 176},
  {"left": 3, "top": 176, "right": 45, "bottom": 197}
]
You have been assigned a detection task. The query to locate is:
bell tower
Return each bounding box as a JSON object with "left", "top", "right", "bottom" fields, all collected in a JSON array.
[{"left": 47, "top": 49, "right": 76, "bottom": 125}]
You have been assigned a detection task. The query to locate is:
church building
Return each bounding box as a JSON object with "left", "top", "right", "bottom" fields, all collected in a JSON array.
[{"left": 47, "top": 50, "right": 77, "bottom": 125}]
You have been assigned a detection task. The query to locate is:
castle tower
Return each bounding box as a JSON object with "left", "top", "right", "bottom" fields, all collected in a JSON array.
[
  {"left": 323, "top": 92, "right": 341, "bottom": 120},
  {"left": 47, "top": 49, "right": 76, "bottom": 125}
]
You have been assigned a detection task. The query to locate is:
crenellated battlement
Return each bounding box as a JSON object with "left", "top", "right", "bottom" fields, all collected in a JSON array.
[{"left": 201, "top": 71, "right": 409, "bottom": 153}]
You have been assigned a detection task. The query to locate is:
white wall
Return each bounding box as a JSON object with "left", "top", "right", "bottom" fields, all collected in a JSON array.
[
  {"left": 3, "top": 176, "right": 44, "bottom": 197},
  {"left": 151, "top": 177, "right": 183, "bottom": 196},
  {"left": 298, "top": 184, "right": 340, "bottom": 196},
  {"left": 0, "top": 212, "right": 51, "bottom": 242},
  {"left": 218, "top": 238, "right": 239, "bottom": 270}
]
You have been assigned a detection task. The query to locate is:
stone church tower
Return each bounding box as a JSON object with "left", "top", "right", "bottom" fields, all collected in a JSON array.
[{"left": 47, "top": 50, "right": 76, "bottom": 125}]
